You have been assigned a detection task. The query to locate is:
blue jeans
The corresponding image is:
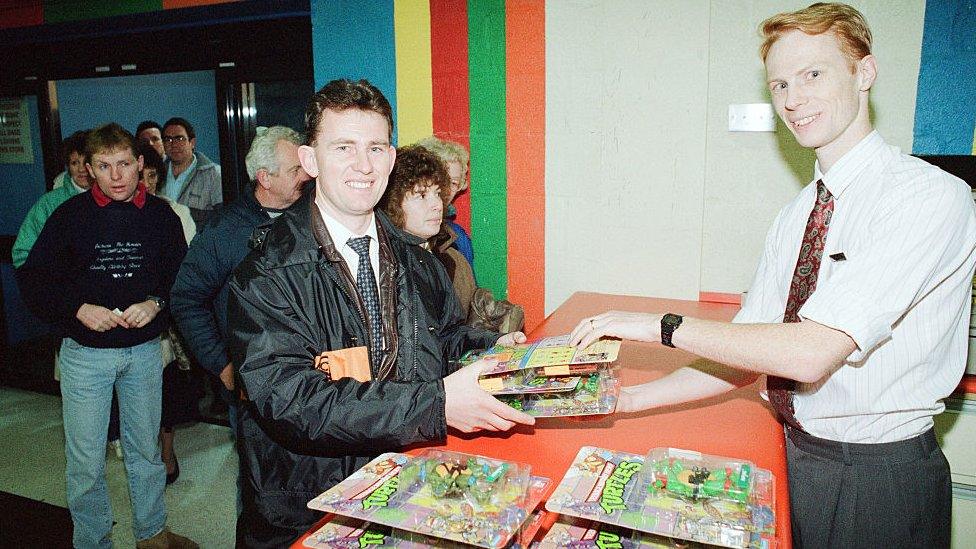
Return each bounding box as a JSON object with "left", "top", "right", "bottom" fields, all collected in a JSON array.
[{"left": 59, "top": 337, "right": 167, "bottom": 548}]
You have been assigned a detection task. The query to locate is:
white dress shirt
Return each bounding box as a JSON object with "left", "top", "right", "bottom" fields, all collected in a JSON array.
[
  {"left": 314, "top": 197, "right": 381, "bottom": 291},
  {"left": 736, "top": 131, "right": 976, "bottom": 443}
]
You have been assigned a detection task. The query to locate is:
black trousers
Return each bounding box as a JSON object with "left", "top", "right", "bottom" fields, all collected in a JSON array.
[{"left": 786, "top": 426, "right": 951, "bottom": 548}]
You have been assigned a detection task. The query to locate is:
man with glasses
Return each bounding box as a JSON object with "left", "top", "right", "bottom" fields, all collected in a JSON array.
[{"left": 161, "top": 117, "right": 222, "bottom": 225}]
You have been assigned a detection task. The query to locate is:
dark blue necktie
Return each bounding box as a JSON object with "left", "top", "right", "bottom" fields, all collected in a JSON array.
[{"left": 347, "top": 236, "right": 384, "bottom": 369}]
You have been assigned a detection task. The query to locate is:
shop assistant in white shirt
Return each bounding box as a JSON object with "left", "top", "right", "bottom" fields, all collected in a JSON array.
[{"left": 736, "top": 131, "right": 976, "bottom": 443}]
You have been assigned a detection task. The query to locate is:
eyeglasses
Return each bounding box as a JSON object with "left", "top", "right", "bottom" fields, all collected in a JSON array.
[{"left": 163, "top": 135, "right": 188, "bottom": 144}]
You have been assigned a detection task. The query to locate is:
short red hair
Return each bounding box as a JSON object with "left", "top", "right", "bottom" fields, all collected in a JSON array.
[{"left": 759, "top": 2, "right": 872, "bottom": 70}]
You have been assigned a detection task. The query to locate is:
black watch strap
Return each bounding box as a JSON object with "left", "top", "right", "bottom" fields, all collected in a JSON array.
[
  {"left": 148, "top": 296, "right": 166, "bottom": 310},
  {"left": 661, "top": 313, "right": 683, "bottom": 348}
]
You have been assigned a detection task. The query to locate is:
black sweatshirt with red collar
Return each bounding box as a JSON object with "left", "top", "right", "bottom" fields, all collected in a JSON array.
[{"left": 16, "top": 186, "right": 187, "bottom": 348}]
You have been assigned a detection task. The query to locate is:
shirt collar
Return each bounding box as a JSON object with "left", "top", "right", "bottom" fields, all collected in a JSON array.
[
  {"left": 314, "top": 195, "right": 378, "bottom": 249},
  {"left": 91, "top": 182, "right": 148, "bottom": 208},
  {"left": 69, "top": 177, "right": 87, "bottom": 194},
  {"left": 813, "top": 130, "right": 885, "bottom": 199}
]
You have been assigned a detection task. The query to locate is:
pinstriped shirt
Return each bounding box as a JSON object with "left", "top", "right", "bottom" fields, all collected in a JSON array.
[{"left": 736, "top": 131, "right": 976, "bottom": 443}]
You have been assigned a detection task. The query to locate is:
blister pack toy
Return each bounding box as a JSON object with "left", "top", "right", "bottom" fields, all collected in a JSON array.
[
  {"left": 498, "top": 370, "right": 619, "bottom": 418},
  {"left": 308, "top": 451, "right": 548, "bottom": 549},
  {"left": 459, "top": 335, "right": 621, "bottom": 377},
  {"left": 480, "top": 369, "right": 582, "bottom": 395},
  {"left": 303, "top": 509, "right": 547, "bottom": 549},
  {"left": 544, "top": 447, "right": 776, "bottom": 548},
  {"left": 535, "top": 517, "right": 706, "bottom": 549}
]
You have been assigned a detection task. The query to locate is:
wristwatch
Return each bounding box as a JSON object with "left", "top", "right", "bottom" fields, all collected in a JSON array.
[
  {"left": 660, "top": 313, "right": 683, "bottom": 348},
  {"left": 148, "top": 296, "right": 166, "bottom": 311}
]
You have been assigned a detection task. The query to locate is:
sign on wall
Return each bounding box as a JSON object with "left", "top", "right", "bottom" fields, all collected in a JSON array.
[{"left": 0, "top": 97, "right": 34, "bottom": 164}]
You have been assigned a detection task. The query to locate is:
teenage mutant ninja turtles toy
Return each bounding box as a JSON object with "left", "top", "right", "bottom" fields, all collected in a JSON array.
[
  {"left": 413, "top": 457, "right": 510, "bottom": 504},
  {"left": 649, "top": 458, "right": 752, "bottom": 503}
]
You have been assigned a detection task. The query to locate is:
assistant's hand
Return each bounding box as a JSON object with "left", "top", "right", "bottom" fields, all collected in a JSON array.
[
  {"left": 444, "top": 358, "right": 535, "bottom": 433},
  {"left": 121, "top": 300, "right": 160, "bottom": 329},
  {"left": 76, "top": 303, "right": 130, "bottom": 332},
  {"left": 614, "top": 386, "right": 645, "bottom": 413},
  {"left": 495, "top": 331, "right": 526, "bottom": 346},
  {"left": 220, "top": 362, "right": 235, "bottom": 391},
  {"left": 569, "top": 310, "right": 662, "bottom": 349}
]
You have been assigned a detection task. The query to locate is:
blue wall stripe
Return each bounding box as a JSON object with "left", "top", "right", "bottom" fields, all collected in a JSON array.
[
  {"left": 310, "top": 0, "right": 399, "bottom": 143},
  {"left": 912, "top": 1, "right": 976, "bottom": 154}
]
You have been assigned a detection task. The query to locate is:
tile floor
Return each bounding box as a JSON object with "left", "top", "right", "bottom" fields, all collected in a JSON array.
[{"left": 0, "top": 386, "right": 238, "bottom": 547}]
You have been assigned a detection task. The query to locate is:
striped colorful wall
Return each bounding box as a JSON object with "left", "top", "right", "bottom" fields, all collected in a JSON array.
[{"left": 310, "top": 0, "right": 546, "bottom": 330}]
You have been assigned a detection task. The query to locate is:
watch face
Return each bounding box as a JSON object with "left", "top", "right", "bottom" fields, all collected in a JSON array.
[{"left": 663, "top": 314, "right": 682, "bottom": 328}]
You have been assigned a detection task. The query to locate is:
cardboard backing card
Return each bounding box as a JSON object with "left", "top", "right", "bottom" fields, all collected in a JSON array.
[
  {"left": 309, "top": 451, "right": 550, "bottom": 549},
  {"left": 498, "top": 371, "right": 619, "bottom": 418},
  {"left": 534, "top": 516, "right": 707, "bottom": 549},
  {"left": 480, "top": 370, "right": 582, "bottom": 395},
  {"left": 544, "top": 447, "right": 776, "bottom": 549},
  {"left": 462, "top": 335, "right": 621, "bottom": 377},
  {"left": 303, "top": 509, "right": 547, "bottom": 549}
]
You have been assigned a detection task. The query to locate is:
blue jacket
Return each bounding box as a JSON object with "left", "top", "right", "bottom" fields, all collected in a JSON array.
[{"left": 171, "top": 187, "right": 270, "bottom": 377}]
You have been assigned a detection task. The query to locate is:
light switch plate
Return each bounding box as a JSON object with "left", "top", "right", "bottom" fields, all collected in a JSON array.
[{"left": 728, "top": 103, "right": 776, "bottom": 132}]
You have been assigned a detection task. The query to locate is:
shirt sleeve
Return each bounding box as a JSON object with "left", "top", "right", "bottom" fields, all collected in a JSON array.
[
  {"left": 734, "top": 208, "right": 790, "bottom": 325},
  {"left": 800, "top": 175, "right": 976, "bottom": 361}
]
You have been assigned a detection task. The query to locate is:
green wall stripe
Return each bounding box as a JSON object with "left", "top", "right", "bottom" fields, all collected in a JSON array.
[
  {"left": 44, "top": 0, "right": 162, "bottom": 23},
  {"left": 467, "top": 0, "right": 508, "bottom": 299}
]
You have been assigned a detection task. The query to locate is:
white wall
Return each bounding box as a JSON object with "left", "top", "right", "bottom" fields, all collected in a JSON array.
[{"left": 545, "top": 0, "right": 926, "bottom": 313}]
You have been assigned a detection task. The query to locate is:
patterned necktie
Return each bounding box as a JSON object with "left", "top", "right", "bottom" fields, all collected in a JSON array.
[
  {"left": 347, "top": 236, "right": 384, "bottom": 369},
  {"left": 768, "top": 180, "right": 833, "bottom": 432}
]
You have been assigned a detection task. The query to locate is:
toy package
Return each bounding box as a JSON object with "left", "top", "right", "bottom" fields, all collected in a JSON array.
[
  {"left": 498, "top": 370, "right": 619, "bottom": 418},
  {"left": 480, "top": 369, "right": 582, "bottom": 395},
  {"left": 303, "top": 509, "right": 547, "bottom": 549},
  {"left": 535, "top": 517, "right": 706, "bottom": 549},
  {"left": 459, "top": 335, "right": 621, "bottom": 378},
  {"left": 308, "top": 451, "right": 549, "bottom": 549},
  {"left": 544, "top": 447, "right": 776, "bottom": 548}
]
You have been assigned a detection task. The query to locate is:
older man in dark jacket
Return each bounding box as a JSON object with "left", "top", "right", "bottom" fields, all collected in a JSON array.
[
  {"left": 171, "top": 126, "right": 309, "bottom": 424},
  {"left": 227, "top": 79, "right": 533, "bottom": 547}
]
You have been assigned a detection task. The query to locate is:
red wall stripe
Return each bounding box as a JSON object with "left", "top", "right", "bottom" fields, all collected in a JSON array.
[
  {"left": 0, "top": 1, "right": 42, "bottom": 29},
  {"left": 430, "top": 0, "right": 472, "bottom": 233},
  {"left": 505, "top": 0, "right": 545, "bottom": 330}
]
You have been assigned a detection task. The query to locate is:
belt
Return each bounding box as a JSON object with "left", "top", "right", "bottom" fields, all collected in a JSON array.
[{"left": 787, "top": 426, "right": 938, "bottom": 466}]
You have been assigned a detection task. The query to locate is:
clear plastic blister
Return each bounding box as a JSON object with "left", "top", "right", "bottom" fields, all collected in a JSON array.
[
  {"left": 545, "top": 447, "right": 777, "bottom": 549},
  {"left": 498, "top": 368, "right": 620, "bottom": 418},
  {"left": 641, "top": 448, "right": 755, "bottom": 504},
  {"left": 308, "top": 451, "right": 546, "bottom": 549}
]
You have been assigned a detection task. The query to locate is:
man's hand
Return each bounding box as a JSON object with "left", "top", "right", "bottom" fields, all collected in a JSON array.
[
  {"left": 444, "top": 358, "right": 535, "bottom": 433},
  {"left": 496, "top": 331, "right": 526, "bottom": 346},
  {"left": 76, "top": 303, "right": 130, "bottom": 332},
  {"left": 219, "top": 362, "right": 235, "bottom": 391},
  {"left": 120, "top": 300, "right": 160, "bottom": 329},
  {"left": 614, "top": 386, "right": 644, "bottom": 413},
  {"left": 569, "top": 311, "right": 662, "bottom": 349}
]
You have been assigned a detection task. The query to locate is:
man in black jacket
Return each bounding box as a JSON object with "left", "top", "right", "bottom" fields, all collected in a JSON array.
[
  {"left": 171, "top": 125, "right": 310, "bottom": 433},
  {"left": 227, "top": 79, "right": 534, "bottom": 547}
]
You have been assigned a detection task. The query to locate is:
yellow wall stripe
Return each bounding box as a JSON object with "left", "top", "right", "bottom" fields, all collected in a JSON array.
[{"left": 393, "top": 0, "right": 433, "bottom": 145}]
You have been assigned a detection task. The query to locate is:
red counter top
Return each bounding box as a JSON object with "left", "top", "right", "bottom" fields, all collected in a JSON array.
[{"left": 293, "top": 291, "right": 792, "bottom": 548}]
